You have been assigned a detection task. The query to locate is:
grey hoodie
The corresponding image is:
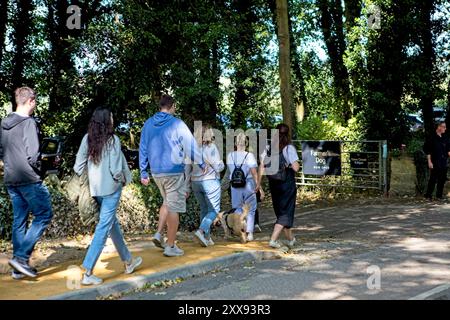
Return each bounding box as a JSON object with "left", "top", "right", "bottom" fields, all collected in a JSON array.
[{"left": 0, "top": 112, "right": 42, "bottom": 186}]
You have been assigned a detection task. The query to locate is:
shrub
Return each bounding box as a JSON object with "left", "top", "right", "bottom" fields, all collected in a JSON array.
[
  {"left": 0, "top": 170, "right": 201, "bottom": 241},
  {"left": 0, "top": 184, "right": 13, "bottom": 240},
  {"left": 295, "top": 114, "right": 366, "bottom": 142}
]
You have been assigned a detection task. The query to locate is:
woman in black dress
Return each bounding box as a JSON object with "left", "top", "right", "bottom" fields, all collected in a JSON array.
[{"left": 257, "top": 123, "right": 300, "bottom": 248}]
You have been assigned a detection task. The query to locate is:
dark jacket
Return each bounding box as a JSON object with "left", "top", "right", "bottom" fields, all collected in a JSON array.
[
  {"left": 423, "top": 133, "right": 450, "bottom": 169},
  {"left": 0, "top": 113, "right": 42, "bottom": 186}
]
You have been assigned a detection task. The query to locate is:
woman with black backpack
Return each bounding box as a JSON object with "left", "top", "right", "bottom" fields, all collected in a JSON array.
[
  {"left": 226, "top": 132, "right": 259, "bottom": 241},
  {"left": 258, "top": 123, "right": 300, "bottom": 249}
]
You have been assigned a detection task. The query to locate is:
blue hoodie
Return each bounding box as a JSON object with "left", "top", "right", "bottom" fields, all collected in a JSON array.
[{"left": 139, "top": 112, "right": 204, "bottom": 178}]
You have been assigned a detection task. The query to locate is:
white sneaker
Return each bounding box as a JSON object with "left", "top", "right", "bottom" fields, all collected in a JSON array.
[
  {"left": 81, "top": 273, "right": 103, "bottom": 286},
  {"left": 247, "top": 233, "right": 254, "bottom": 242},
  {"left": 11, "top": 270, "right": 26, "bottom": 280},
  {"left": 194, "top": 230, "right": 209, "bottom": 247},
  {"left": 125, "top": 256, "right": 143, "bottom": 274},
  {"left": 207, "top": 237, "right": 215, "bottom": 246},
  {"left": 163, "top": 244, "right": 184, "bottom": 257},
  {"left": 269, "top": 240, "right": 282, "bottom": 249},
  {"left": 152, "top": 232, "right": 165, "bottom": 249},
  {"left": 286, "top": 237, "right": 297, "bottom": 249}
]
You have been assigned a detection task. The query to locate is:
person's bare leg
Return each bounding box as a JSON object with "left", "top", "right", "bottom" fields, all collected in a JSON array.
[
  {"left": 166, "top": 212, "right": 179, "bottom": 247},
  {"left": 270, "top": 224, "right": 284, "bottom": 242},
  {"left": 157, "top": 205, "right": 169, "bottom": 234},
  {"left": 283, "top": 228, "right": 293, "bottom": 241}
]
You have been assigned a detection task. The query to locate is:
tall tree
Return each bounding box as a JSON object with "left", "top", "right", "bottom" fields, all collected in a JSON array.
[
  {"left": 446, "top": 78, "right": 450, "bottom": 130},
  {"left": 11, "top": 0, "right": 34, "bottom": 98},
  {"left": 365, "top": 0, "right": 411, "bottom": 146},
  {"left": 343, "top": 0, "right": 364, "bottom": 111},
  {"left": 275, "top": 0, "right": 294, "bottom": 130},
  {"left": 318, "top": 0, "right": 352, "bottom": 122},
  {"left": 344, "top": 0, "right": 362, "bottom": 32},
  {"left": 0, "top": 0, "right": 8, "bottom": 91},
  {"left": 228, "top": 0, "right": 265, "bottom": 129},
  {"left": 289, "top": 12, "right": 308, "bottom": 123},
  {"left": 416, "top": 0, "right": 437, "bottom": 137}
]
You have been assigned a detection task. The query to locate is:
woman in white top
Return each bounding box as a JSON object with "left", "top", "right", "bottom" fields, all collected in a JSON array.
[
  {"left": 259, "top": 123, "right": 300, "bottom": 249},
  {"left": 190, "top": 125, "right": 225, "bottom": 246},
  {"left": 226, "top": 132, "right": 259, "bottom": 241}
]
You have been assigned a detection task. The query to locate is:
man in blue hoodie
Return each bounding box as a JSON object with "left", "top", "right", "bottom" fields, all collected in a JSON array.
[{"left": 139, "top": 95, "right": 205, "bottom": 257}]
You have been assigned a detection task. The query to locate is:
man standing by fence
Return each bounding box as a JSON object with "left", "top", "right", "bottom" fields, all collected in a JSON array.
[
  {"left": 424, "top": 121, "right": 450, "bottom": 201},
  {"left": 0, "top": 87, "right": 53, "bottom": 278}
]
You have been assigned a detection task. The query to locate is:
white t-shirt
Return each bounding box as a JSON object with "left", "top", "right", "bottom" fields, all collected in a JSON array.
[
  {"left": 226, "top": 151, "right": 258, "bottom": 180},
  {"left": 260, "top": 144, "right": 299, "bottom": 166}
]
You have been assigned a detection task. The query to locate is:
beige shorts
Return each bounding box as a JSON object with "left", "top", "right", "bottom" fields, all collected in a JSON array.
[{"left": 153, "top": 174, "right": 186, "bottom": 213}]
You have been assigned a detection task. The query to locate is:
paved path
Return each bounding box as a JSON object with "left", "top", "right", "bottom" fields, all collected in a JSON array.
[{"left": 122, "top": 200, "right": 450, "bottom": 300}]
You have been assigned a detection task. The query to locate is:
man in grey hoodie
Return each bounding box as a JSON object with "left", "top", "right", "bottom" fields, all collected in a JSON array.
[{"left": 0, "top": 87, "right": 53, "bottom": 279}]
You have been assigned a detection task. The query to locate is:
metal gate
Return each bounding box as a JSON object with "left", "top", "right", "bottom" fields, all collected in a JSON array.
[{"left": 292, "top": 140, "right": 388, "bottom": 194}]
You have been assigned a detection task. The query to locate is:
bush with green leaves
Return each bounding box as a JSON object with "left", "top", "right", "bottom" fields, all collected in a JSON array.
[
  {"left": 295, "top": 113, "right": 366, "bottom": 142},
  {"left": 0, "top": 170, "right": 201, "bottom": 241},
  {"left": 0, "top": 184, "right": 13, "bottom": 240}
]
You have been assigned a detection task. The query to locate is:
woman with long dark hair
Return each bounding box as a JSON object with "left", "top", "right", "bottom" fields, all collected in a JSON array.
[
  {"left": 258, "top": 123, "right": 300, "bottom": 248},
  {"left": 74, "top": 107, "right": 142, "bottom": 285}
]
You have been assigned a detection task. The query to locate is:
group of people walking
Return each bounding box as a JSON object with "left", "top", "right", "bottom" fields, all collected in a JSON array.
[
  {"left": 3, "top": 87, "right": 450, "bottom": 286},
  {"left": 138, "top": 94, "right": 300, "bottom": 255},
  {"left": 0, "top": 88, "right": 300, "bottom": 285}
]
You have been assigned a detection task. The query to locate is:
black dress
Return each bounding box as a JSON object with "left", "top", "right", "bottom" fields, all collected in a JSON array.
[{"left": 268, "top": 166, "right": 297, "bottom": 228}]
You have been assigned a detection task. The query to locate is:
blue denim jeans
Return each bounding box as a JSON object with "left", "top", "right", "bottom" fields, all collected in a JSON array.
[
  {"left": 82, "top": 187, "right": 132, "bottom": 272},
  {"left": 192, "top": 179, "right": 221, "bottom": 238},
  {"left": 7, "top": 182, "right": 53, "bottom": 262}
]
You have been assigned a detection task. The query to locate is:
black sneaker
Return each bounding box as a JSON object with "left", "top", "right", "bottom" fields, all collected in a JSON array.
[
  {"left": 11, "top": 267, "right": 38, "bottom": 280},
  {"left": 8, "top": 258, "right": 37, "bottom": 278}
]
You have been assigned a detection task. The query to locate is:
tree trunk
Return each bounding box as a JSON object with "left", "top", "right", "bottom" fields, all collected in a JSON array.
[
  {"left": 0, "top": 0, "right": 8, "bottom": 90},
  {"left": 288, "top": 4, "right": 307, "bottom": 123},
  {"left": 344, "top": 0, "right": 362, "bottom": 32},
  {"left": 344, "top": 0, "right": 363, "bottom": 112},
  {"left": 365, "top": 0, "right": 409, "bottom": 147},
  {"left": 229, "top": 0, "right": 257, "bottom": 129},
  {"left": 11, "top": 0, "right": 34, "bottom": 98},
  {"left": 276, "top": 0, "right": 293, "bottom": 131},
  {"left": 47, "top": 0, "right": 75, "bottom": 114},
  {"left": 446, "top": 76, "right": 450, "bottom": 131},
  {"left": 417, "top": 0, "right": 436, "bottom": 138},
  {"left": 318, "top": 0, "right": 352, "bottom": 123}
]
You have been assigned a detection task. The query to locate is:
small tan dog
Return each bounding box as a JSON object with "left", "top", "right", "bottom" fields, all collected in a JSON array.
[{"left": 215, "top": 204, "right": 250, "bottom": 244}]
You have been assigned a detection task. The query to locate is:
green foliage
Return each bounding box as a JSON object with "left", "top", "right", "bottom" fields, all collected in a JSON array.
[
  {"left": 0, "top": 183, "right": 13, "bottom": 240},
  {"left": 0, "top": 171, "right": 201, "bottom": 241},
  {"left": 296, "top": 114, "right": 366, "bottom": 141}
]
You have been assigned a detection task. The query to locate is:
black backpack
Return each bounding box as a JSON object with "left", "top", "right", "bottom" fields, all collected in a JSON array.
[
  {"left": 266, "top": 145, "right": 290, "bottom": 181},
  {"left": 231, "top": 152, "right": 249, "bottom": 188}
]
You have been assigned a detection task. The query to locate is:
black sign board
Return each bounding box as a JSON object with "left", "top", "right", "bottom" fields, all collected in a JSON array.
[
  {"left": 301, "top": 141, "right": 341, "bottom": 176},
  {"left": 349, "top": 152, "right": 369, "bottom": 170}
]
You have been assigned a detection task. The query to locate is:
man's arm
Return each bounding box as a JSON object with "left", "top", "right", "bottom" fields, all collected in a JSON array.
[
  {"left": 423, "top": 138, "right": 433, "bottom": 169},
  {"left": 23, "top": 119, "right": 42, "bottom": 173}
]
